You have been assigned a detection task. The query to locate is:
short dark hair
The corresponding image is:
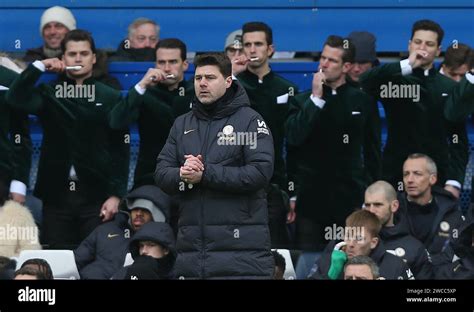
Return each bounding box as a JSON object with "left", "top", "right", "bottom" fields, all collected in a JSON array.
[
  {"left": 14, "top": 266, "right": 48, "bottom": 280},
  {"left": 194, "top": 53, "right": 231, "bottom": 78},
  {"left": 21, "top": 258, "right": 53, "bottom": 280},
  {"left": 272, "top": 250, "right": 286, "bottom": 271},
  {"left": 242, "top": 21, "right": 273, "bottom": 45},
  {"left": 61, "top": 29, "right": 96, "bottom": 54},
  {"left": 444, "top": 43, "right": 472, "bottom": 69},
  {"left": 411, "top": 19, "right": 444, "bottom": 46},
  {"left": 156, "top": 38, "right": 187, "bottom": 62},
  {"left": 324, "top": 35, "right": 355, "bottom": 63}
]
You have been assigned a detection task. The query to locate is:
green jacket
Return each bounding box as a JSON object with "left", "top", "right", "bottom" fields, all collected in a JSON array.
[
  {"left": 237, "top": 70, "right": 298, "bottom": 191},
  {"left": 285, "top": 84, "right": 381, "bottom": 220},
  {"left": 108, "top": 80, "right": 193, "bottom": 187},
  {"left": 444, "top": 75, "right": 474, "bottom": 122},
  {"left": 0, "top": 66, "right": 31, "bottom": 185},
  {"left": 360, "top": 62, "right": 468, "bottom": 187},
  {"left": 5, "top": 64, "right": 129, "bottom": 202}
]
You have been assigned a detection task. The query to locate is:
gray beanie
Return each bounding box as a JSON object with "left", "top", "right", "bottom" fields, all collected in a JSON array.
[
  {"left": 40, "top": 6, "right": 76, "bottom": 35},
  {"left": 348, "top": 31, "right": 378, "bottom": 64},
  {"left": 225, "top": 29, "right": 243, "bottom": 50}
]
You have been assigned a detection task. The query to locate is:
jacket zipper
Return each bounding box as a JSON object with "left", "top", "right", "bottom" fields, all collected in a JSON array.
[{"left": 200, "top": 119, "right": 211, "bottom": 278}]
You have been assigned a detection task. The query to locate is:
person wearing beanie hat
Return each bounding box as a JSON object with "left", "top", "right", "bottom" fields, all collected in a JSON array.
[
  {"left": 24, "top": 6, "right": 76, "bottom": 62},
  {"left": 224, "top": 29, "right": 245, "bottom": 75},
  {"left": 347, "top": 31, "right": 379, "bottom": 82}
]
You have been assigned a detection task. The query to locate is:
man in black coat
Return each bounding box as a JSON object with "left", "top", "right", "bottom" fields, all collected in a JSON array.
[
  {"left": 363, "top": 180, "right": 433, "bottom": 279},
  {"left": 397, "top": 153, "right": 471, "bottom": 269},
  {"left": 155, "top": 52, "right": 274, "bottom": 279},
  {"left": 74, "top": 185, "right": 170, "bottom": 279}
]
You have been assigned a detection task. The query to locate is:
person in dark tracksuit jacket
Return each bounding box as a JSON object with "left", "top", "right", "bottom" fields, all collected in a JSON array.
[
  {"left": 359, "top": 20, "right": 469, "bottom": 198},
  {"left": 155, "top": 53, "right": 274, "bottom": 279},
  {"left": 308, "top": 210, "right": 413, "bottom": 280},
  {"left": 108, "top": 39, "right": 194, "bottom": 188},
  {"left": 0, "top": 65, "right": 32, "bottom": 206},
  {"left": 112, "top": 221, "right": 176, "bottom": 280},
  {"left": 285, "top": 35, "right": 381, "bottom": 251},
  {"left": 398, "top": 154, "right": 470, "bottom": 273},
  {"left": 434, "top": 211, "right": 473, "bottom": 279},
  {"left": 364, "top": 181, "right": 433, "bottom": 279},
  {"left": 74, "top": 185, "right": 171, "bottom": 279},
  {"left": 233, "top": 22, "right": 299, "bottom": 248},
  {"left": 6, "top": 30, "right": 129, "bottom": 248}
]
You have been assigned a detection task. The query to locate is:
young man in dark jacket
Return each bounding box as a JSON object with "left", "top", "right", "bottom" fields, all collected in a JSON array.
[
  {"left": 363, "top": 180, "right": 433, "bottom": 279},
  {"left": 360, "top": 19, "right": 469, "bottom": 198},
  {"left": 108, "top": 38, "right": 193, "bottom": 188},
  {"left": 112, "top": 221, "right": 176, "bottom": 280},
  {"left": 309, "top": 210, "right": 413, "bottom": 280},
  {"left": 0, "top": 65, "right": 32, "bottom": 206},
  {"left": 285, "top": 35, "right": 381, "bottom": 251},
  {"left": 155, "top": 52, "right": 274, "bottom": 279},
  {"left": 74, "top": 185, "right": 170, "bottom": 279},
  {"left": 6, "top": 30, "right": 129, "bottom": 249}
]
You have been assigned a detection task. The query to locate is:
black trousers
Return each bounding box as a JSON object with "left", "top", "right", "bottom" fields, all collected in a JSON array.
[
  {"left": 41, "top": 181, "right": 103, "bottom": 249},
  {"left": 266, "top": 184, "right": 291, "bottom": 249}
]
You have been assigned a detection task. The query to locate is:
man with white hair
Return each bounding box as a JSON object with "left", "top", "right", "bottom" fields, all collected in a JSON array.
[
  {"left": 110, "top": 18, "right": 160, "bottom": 62},
  {"left": 23, "top": 6, "right": 77, "bottom": 62}
]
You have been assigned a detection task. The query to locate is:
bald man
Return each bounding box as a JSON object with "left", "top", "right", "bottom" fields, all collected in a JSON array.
[{"left": 364, "top": 180, "right": 433, "bottom": 279}]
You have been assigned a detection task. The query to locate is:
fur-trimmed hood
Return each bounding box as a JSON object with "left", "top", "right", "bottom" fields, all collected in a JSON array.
[{"left": 0, "top": 200, "right": 41, "bottom": 257}]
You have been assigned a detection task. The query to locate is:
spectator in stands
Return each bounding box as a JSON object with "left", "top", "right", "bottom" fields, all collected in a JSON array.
[
  {"left": 110, "top": 18, "right": 159, "bottom": 62},
  {"left": 343, "top": 255, "right": 379, "bottom": 280},
  {"left": 360, "top": 20, "right": 469, "bottom": 198},
  {"left": 285, "top": 35, "right": 381, "bottom": 251},
  {"left": 272, "top": 250, "right": 286, "bottom": 279},
  {"left": 0, "top": 256, "right": 16, "bottom": 280},
  {"left": 113, "top": 221, "right": 176, "bottom": 280},
  {"left": 397, "top": 154, "right": 470, "bottom": 266},
  {"left": 14, "top": 266, "right": 49, "bottom": 280},
  {"left": 440, "top": 43, "right": 472, "bottom": 82},
  {"left": 155, "top": 53, "right": 274, "bottom": 279},
  {"left": 5, "top": 30, "right": 130, "bottom": 249},
  {"left": 308, "top": 210, "right": 412, "bottom": 280},
  {"left": 347, "top": 31, "right": 380, "bottom": 83},
  {"left": 232, "top": 22, "right": 298, "bottom": 248},
  {"left": 20, "top": 258, "right": 54, "bottom": 280},
  {"left": 225, "top": 29, "right": 246, "bottom": 74},
  {"left": 363, "top": 180, "right": 433, "bottom": 279},
  {"left": 23, "top": 6, "right": 76, "bottom": 62},
  {"left": 109, "top": 38, "right": 193, "bottom": 188},
  {"left": 0, "top": 57, "right": 32, "bottom": 206},
  {"left": 74, "top": 185, "right": 170, "bottom": 279},
  {"left": 0, "top": 196, "right": 41, "bottom": 257}
]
